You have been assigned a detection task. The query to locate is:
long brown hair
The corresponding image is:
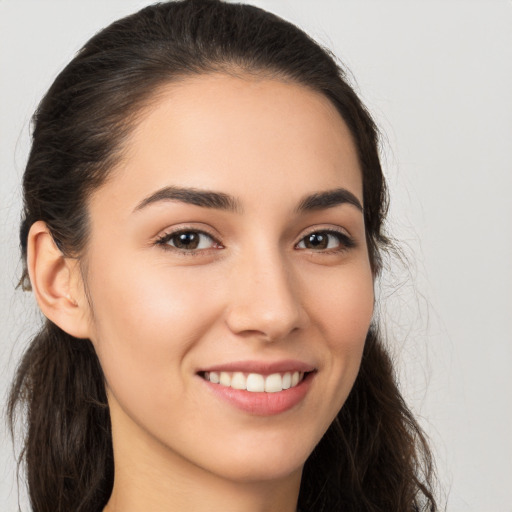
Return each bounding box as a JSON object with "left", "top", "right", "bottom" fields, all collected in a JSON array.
[{"left": 8, "top": 1, "right": 437, "bottom": 510}]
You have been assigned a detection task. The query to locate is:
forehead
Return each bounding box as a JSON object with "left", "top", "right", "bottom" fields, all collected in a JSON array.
[{"left": 94, "top": 73, "right": 363, "bottom": 214}]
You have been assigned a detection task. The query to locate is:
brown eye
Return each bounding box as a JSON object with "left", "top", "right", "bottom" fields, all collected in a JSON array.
[
  {"left": 158, "top": 230, "right": 218, "bottom": 251},
  {"left": 171, "top": 232, "right": 200, "bottom": 249},
  {"left": 302, "top": 232, "right": 329, "bottom": 249},
  {"left": 296, "top": 230, "right": 354, "bottom": 251}
]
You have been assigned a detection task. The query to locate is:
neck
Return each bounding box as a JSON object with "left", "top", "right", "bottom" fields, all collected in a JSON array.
[{"left": 105, "top": 470, "right": 300, "bottom": 512}]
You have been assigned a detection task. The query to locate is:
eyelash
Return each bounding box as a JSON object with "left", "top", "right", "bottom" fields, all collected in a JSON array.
[
  {"left": 295, "top": 229, "right": 355, "bottom": 254},
  {"left": 154, "top": 228, "right": 355, "bottom": 255},
  {"left": 155, "top": 228, "right": 222, "bottom": 254}
]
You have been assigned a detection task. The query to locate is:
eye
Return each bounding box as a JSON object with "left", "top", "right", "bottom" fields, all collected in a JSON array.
[
  {"left": 296, "top": 230, "right": 354, "bottom": 252},
  {"left": 156, "top": 230, "right": 221, "bottom": 251}
]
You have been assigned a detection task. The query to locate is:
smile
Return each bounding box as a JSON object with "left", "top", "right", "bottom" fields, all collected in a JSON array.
[
  {"left": 202, "top": 371, "right": 305, "bottom": 393},
  {"left": 198, "top": 360, "right": 316, "bottom": 415}
]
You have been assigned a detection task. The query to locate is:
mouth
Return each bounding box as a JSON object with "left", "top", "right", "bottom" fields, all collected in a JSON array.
[
  {"left": 196, "top": 362, "right": 317, "bottom": 415},
  {"left": 199, "top": 370, "right": 310, "bottom": 393}
]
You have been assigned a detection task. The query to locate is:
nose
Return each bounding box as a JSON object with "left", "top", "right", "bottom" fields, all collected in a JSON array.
[{"left": 224, "top": 246, "right": 308, "bottom": 342}]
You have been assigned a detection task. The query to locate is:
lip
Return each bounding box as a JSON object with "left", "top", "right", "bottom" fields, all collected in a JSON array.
[
  {"left": 197, "top": 360, "right": 316, "bottom": 416},
  {"left": 198, "top": 359, "right": 316, "bottom": 375}
]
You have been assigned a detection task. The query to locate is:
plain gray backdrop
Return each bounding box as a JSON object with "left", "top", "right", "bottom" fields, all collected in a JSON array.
[{"left": 1, "top": 1, "right": 511, "bottom": 510}]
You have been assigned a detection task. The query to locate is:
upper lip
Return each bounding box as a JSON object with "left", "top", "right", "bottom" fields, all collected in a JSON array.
[{"left": 198, "top": 359, "right": 316, "bottom": 375}]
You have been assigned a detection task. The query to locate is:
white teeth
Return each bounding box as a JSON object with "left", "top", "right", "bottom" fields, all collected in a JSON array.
[
  {"left": 264, "top": 373, "right": 283, "bottom": 393},
  {"left": 282, "top": 372, "right": 292, "bottom": 390},
  {"left": 246, "top": 373, "right": 265, "bottom": 392},
  {"left": 204, "top": 370, "right": 306, "bottom": 392},
  {"left": 231, "top": 372, "right": 246, "bottom": 390},
  {"left": 219, "top": 372, "right": 231, "bottom": 386}
]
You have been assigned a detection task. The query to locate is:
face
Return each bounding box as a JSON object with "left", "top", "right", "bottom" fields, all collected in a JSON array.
[{"left": 81, "top": 74, "right": 374, "bottom": 484}]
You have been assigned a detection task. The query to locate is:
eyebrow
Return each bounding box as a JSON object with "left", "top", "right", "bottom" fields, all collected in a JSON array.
[
  {"left": 296, "top": 188, "right": 363, "bottom": 213},
  {"left": 133, "top": 185, "right": 363, "bottom": 215},
  {"left": 134, "top": 186, "right": 242, "bottom": 213}
]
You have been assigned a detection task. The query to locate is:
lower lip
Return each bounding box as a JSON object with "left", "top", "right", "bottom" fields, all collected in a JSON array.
[{"left": 201, "top": 372, "right": 314, "bottom": 416}]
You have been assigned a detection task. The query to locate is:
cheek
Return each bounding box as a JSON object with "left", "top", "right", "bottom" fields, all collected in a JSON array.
[
  {"left": 84, "top": 252, "right": 224, "bottom": 401},
  {"left": 306, "top": 260, "right": 374, "bottom": 397},
  {"left": 310, "top": 260, "right": 374, "bottom": 343}
]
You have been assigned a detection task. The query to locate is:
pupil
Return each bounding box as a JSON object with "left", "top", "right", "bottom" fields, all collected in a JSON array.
[
  {"left": 307, "top": 233, "right": 327, "bottom": 249},
  {"left": 175, "top": 232, "right": 199, "bottom": 249}
]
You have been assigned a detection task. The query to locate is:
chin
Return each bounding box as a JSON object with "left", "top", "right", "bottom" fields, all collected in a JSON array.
[
  {"left": 194, "top": 431, "right": 316, "bottom": 484},
  {"left": 213, "top": 456, "right": 305, "bottom": 484}
]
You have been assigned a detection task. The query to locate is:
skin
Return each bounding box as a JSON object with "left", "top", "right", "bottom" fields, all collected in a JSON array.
[{"left": 28, "top": 74, "right": 374, "bottom": 512}]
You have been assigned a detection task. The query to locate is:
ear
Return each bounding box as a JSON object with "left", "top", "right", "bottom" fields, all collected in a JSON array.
[{"left": 27, "top": 221, "right": 91, "bottom": 339}]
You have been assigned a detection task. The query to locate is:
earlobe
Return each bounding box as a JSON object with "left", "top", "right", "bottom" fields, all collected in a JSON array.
[{"left": 27, "top": 221, "right": 91, "bottom": 339}]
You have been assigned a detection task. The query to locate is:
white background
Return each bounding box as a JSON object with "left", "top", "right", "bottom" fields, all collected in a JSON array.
[{"left": 1, "top": 1, "right": 511, "bottom": 510}]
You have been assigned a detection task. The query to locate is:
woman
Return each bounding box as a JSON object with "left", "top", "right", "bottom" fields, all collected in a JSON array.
[{"left": 8, "top": 0, "right": 437, "bottom": 511}]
